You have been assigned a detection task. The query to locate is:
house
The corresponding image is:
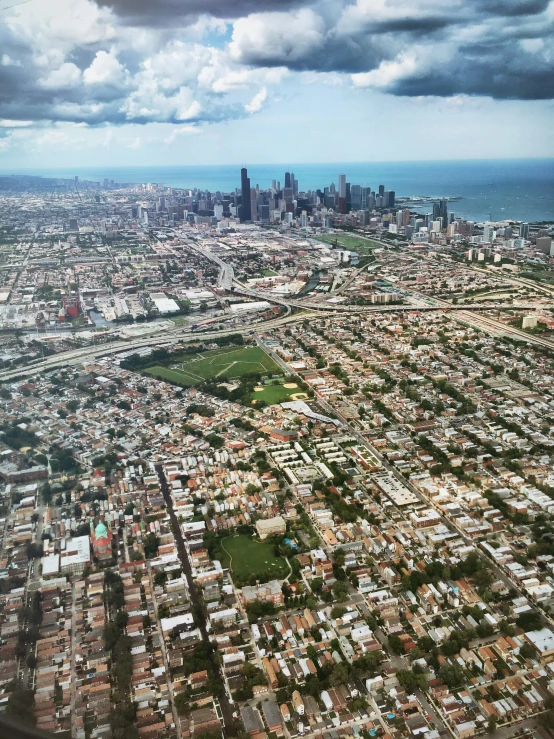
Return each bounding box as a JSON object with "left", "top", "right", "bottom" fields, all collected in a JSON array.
[
  {"left": 242, "top": 580, "right": 284, "bottom": 607},
  {"left": 241, "top": 706, "right": 264, "bottom": 736},
  {"left": 256, "top": 516, "right": 287, "bottom": 540},
  {"left": 261, "top": 701, "right": 284, "bottom": 736},
  {"left": 269, "top": 429, "right": 298, "bottom": 442},
  {"left": 190, "top": 671, "right": 208, "bottom": 689},
  {"left": 292, "top": 690, "right": 304, "bottom": 715},
  {"left": 524, "top": 628, "right": 554, "bottom": 663},
  {"left": 190, "top": 707, "right": 219, "bottom": 736}
]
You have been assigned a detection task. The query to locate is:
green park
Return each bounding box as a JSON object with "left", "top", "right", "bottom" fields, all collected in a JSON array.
[
  {"left": 218, "top": 534, "right": 289, "bottom": 584},
  {"left": 145, "top": 345, "right": 281, "bottom": 387},
  {"left": 314, "top": 232, "right": 381, "bottom": 254}
]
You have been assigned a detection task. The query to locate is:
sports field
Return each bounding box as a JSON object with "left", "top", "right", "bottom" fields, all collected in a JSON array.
[
  {"left": 220, "top": 535, "right": 288, "bottom": 581},
  {"left": 145, "top": 345, "right": 280, "bottom": 386},
  {"left": 251, "top": 382, "right": 307, "bottom": 405},
  {"left": 315, "top": 233, "right": 380, "bottom": 254}
]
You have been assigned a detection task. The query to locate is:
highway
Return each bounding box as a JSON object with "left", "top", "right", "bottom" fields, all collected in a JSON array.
[
  {"left": 3, "top": 236, "right": 553, "bottom": 385},
  {"left": 0, "top": 311, "right": 321, "bottom": 382}
]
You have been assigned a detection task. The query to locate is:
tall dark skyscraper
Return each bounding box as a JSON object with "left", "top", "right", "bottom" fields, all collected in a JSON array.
[
  {"left": 378, "top": 185, "right": 385, "bottom": 196},
  {"left": 439, "top": 198, "right": 448, "bottom": 225},
  {"left": 240, "top": 167, "right": 251, "bottom": 222},
  {"left": 284, "top": 172, "right": 291, "bottom": 189}
]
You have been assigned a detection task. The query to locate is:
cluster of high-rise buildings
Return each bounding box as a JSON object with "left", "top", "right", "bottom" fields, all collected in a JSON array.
[{"left": 238, "top": 168, "right": 395, "bottom": 223}]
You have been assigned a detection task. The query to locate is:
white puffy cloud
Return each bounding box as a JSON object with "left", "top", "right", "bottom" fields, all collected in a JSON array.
[
  {"left": 244, "top": 86, "right": 267, "bottom": 113},
  {"left": 0, "top": 0, "right": 553, "bottom": 140},
  {"left": 351, "top": 54, "right": 420, "bottom": 89},
  {"left": 83, "top": 50, "right": 127, "bottom": 85},
  {"left": 41, "top": 62, "right": 82, "bottom": 89},
  {"left": 164, "top": 125, "right": 201, "bottom": 143},
  {"left": 0, "top": 119, "right": 33, "bottom": 127},
  {"left": 229, "top": 8, "right": 326, "bottom": 64}
]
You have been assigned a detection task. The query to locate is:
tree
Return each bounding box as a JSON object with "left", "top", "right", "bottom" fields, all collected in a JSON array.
[
  {"left": 397, "top": 669, "right": 427, "bottom": 692},
  {"left": 519, "top": 642, "right": 536, "bottom": 660},
  {"left": 474, "top": 569, "right": 494, "bottom": 589},
  {"left": 310, "top": 577, "right": 323, "bottom": 595},
  {"left": 476, "top": 622, "right": 494, "bottom": 639},
  {"left": 7, "top": 686, "right": 35, "bottom": 726},
  {"left": 333, "top": 549, "right": 345, "bottom": 566},
  {"left": 516, "top": 611, "right": 542, "bottom": 632},
  {"left": 154, "top": 571, "right": 167, "bottom": 587},
  {"left": 26, "top": 542, "right": 43, "bottom": 559},
  {"left": 26, "top": 654, "right": 37, "bottom": 669},
  {"left": 331, "top": 606, "right": 347, "bottom": 620},
  {"left": 388, "top": 635, "right": 405, "bottom": 655},
  {"left": 418, "top": 636, "right": 435, "bottom": 653},
  {"left": 143, "top": 533, "right": 160, "bottom": 559},
  {"left": 41, "top": 482, "right": 52, "bottom": 504},
  {"left": 330, "top": 662, "right": 350, "bottom": 686},
  {"left": 332, "top": 580, "right": 349, "bottom": 602},
  {"left": 487, "top": 715, "right": 498, "bottom": 734},
  {"left": 439, "top": 663, "right": 466, "bottom": 689}
]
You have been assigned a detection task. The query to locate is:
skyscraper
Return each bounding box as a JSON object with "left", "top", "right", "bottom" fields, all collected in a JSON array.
[
  {"left": 240, "top": 167, "right": 251, "bottom": 222},
  {"left": 351, "top": 185, "right": 361, "bottom": 210},
  {"left": 338, "top": 174, "right": 346, "bottom": 214},
  {"left": 439, "top": 198, "right": 448, "bottom": 226},
  {"left": 284, "top": 172, "right": 291, "bottom": 189}
]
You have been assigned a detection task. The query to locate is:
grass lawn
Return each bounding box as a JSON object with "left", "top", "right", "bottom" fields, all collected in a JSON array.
[
  {"left": 314, "top": 233, "right": 381, "bottom": 254},
  {"left": 262, "top": 269, "right": 278, "bottom": 277},
  {"left": 521, "top": 270, "right": 554, "bottom": 284},
  {"left": 251, "top": 382, "right": 307, "bottom": 405},
  {"left": 145, "top": 345, "right": 281, "bottom": 386},
  {"left": 220, "top": 535, "right": 289, "bottom": 581}
]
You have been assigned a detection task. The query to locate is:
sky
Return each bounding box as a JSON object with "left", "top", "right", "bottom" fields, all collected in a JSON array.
[{"left": 0, "top": 0, "right": 553, "bottom": 167}]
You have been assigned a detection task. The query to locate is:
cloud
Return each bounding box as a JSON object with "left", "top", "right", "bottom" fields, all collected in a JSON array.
[
  {"left": 226, "top": 0, "right": 554, "bottom": 99},
  {"left": 83, "top": 50, "right": 127, "bottom": 85},
  {"left": 0, "top": 119, "right": 33, "bottom": 127},
  {"left": 229, "top": 9, "right": 327, "bottom": 65},
  {"left": 40, "top": 62, "right": 82, "bottom": 89},
  {"left": 0, "top": 0, "right": 553, "bottom": 140},
  {"left": 95, "top": 0, "right": 306, "bottom": 27},
  {"left": 164, "top": 125, "right": 201, "bottom": 144},
  {"left": 244, "top": 86, "right": 267, "bottom": 113},
  {"left": 351, "top": 54, "right": 420, "bottom": 90}
]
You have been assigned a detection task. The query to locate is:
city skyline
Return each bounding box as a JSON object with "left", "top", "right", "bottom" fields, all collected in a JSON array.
[{"left": 0, "top": 0, "right": 553, "bottom": 167}]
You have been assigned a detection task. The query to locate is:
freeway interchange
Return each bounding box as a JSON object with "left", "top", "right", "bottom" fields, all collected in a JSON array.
[{"left": 2, "top": 240, "right": 553, "bottom": 383}]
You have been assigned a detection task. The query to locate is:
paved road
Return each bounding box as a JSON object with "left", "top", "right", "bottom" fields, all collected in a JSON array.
[
  {"left": 147, "top": 563, "right": 182, "bottom": 739},
  {"left": 155, "top": 464, "right": 238, "bottom": 736},
  {"left": 0, "top": 311, "right": 320, "bottom": 382},
  {"left": 70, "top": 581, "right": 77, "bottom": 739}
]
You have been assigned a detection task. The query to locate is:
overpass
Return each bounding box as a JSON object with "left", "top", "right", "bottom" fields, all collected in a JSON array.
[{"left": 0, "top": 311, "right": 324, "bottom": 383}]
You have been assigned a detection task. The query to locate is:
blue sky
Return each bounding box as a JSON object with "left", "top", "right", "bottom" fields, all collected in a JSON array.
[{"left": 0, "top": 0, "right": 553, "bottom": 167}]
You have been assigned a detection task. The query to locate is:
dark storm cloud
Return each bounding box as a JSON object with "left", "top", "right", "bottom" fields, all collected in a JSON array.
[
  {"left": 1, "top": 0, "right": 554, "bottom": 131},
  {"left": 485, "top": 0, "right": 550, "bottom": 15},
  {"left": 227, "top": 0, "right": 554, "bottom": 99},
  {"left": 386, "top": 63, "right": 554, "bottom": 100},
  {"left": 95, "top": 0, "right": 306, "bottom": 27}
]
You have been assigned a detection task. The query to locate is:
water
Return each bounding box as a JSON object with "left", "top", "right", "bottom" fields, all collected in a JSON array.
[
  {"left": 3, "top": 159, "right": 554, "bottom": 223},
  {"left": 89, "top": 310, "right": 111, "bottom": 328}
]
